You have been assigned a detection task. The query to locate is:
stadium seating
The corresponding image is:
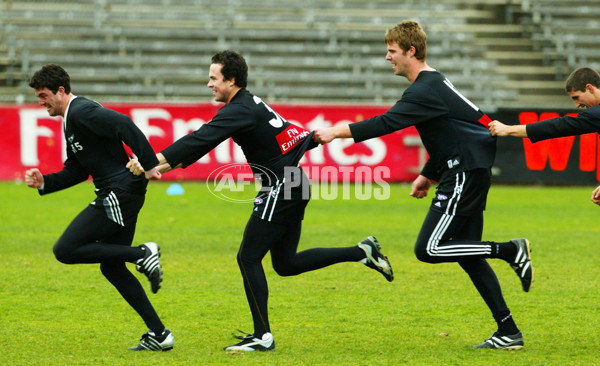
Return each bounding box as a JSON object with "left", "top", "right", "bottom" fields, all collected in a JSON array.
[
  {"left": 525, "top": 0, "right": 600, "bottom": 67},
  {"left": 0, "top": 0, "right": 593, "bottom": 110}
]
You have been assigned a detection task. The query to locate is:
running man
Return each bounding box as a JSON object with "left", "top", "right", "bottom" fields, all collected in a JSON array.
[
  {"left": 128, "top": 50, "right": 393, "bottom": 352},
  {"left": 314, "top": 21, "right": 533, "bottom": 350},
  {"left": 25, "top": 64, "right": 173, "bottom": 351}
]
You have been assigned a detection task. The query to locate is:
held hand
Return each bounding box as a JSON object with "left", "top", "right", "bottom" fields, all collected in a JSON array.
[
  {"left": 126, "top": 159, "right": 145, "bottom": 176},
  {"left": 410, "top": 175, "right": 432, "bottom": 199},
  {"left": 591, "top": 185, "right": 600, "bottom": 206},
  {"left": 313, "top": 128, "right": 336, "bottom": 145},
  {"left": 156, "top": 162, "right": 174, "bottom": 174},
  {"left": 488, "top": 120, "right": 509, "bottom": 137},
  {"left": 144, "top": 167, "right": 162, "bottom": 180},
  {"left": 25, "top": 168, "right": 44, "bottom": 188}
]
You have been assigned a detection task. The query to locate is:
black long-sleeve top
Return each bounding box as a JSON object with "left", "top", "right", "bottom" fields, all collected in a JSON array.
[
  {"left": 526, "top": 106, "right": 600, "bottom": 142},
  {"left": 162, "top": 89, "right": 316, "bottom": 184},
  {"left": 349, "top": 71, "right": 496, "bottom": 181},
  {"left": 41, "top": 96, "right": 158, "bottom": 194}
]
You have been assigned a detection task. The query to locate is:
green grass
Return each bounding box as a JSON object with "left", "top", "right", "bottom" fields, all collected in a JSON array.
[{"left": 1, "top": 181, "right": 599, "bottom": 365}]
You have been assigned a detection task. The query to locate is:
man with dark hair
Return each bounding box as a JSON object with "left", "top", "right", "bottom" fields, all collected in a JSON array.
[
  {"left": 212, "top": 49, "right": 249, "bottom": 88},
  {"left": 565, "top": 66, "right": 600, "bottom": 93},
  {"left": 314, "top": 20, "right": 533, "bottom": 350},
  {"left": 128, "top": 50, "right": 394, "bottom": 352},
  {"left": 25, "top": 64, "right": 174, "bottom": 351},
  {"left": 489, "top": 67, "right": 600, "bottom": 204}
]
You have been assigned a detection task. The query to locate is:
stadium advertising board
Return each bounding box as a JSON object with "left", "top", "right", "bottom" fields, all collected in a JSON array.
[
  {"left": 490, "top": 109, "right": 599, "bottom": 185},
  {"left": 0, "top": 103, "right": 420, "bottom": 183},
  {"left": 0, "top": 104, "right": 596, "bottom": 185}
]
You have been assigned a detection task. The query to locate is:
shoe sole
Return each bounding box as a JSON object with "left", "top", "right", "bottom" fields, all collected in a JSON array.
[
  {"left": 129, "top": 345, "right": 173, "bottom": 351},
  {"left": 149, "top": 248, "right": 162, "bottom": 294},
  {"left": 224, "top": 345, "right": 274, "bottom": 352},
  {"left": 473, "top": 344, "right": 523, "bottom": 350},
  {"left": 519, "top": 239, "right": 533, "bottom": 292},
  {"left": 504, "top": 345, "right": 523, "bottom": 351},
  {"left": 359, "top": 237, "right": 394, "bottom": 282},
  {"left": 224, "top": 337, "right": 275, "bottom": 352},
  {"left": 524, "top": 239, "right": 533, "bottom": 292},
  {"left": 149, "top": 267, "right": 163, "bottom": 294},
  {"left": 473, "top": 340, "right": 524, "bottom": 350},
  {"left": 142, "top": 244, "right": 163, "bottom": 294}
]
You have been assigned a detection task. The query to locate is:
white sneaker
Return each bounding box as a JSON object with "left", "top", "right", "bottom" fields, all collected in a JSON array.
[
  {"left": 224, "top": 332, "right": 275, "bottom": 352},
  {"left": 129, "top": 328, "right": 174, "bottom": 351}
]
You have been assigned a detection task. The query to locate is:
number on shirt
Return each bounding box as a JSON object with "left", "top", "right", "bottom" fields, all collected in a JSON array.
[
  {"left": 253, "top": 95, "right": 284, "bottom": 128},
  {"left": 70, "top": 142, "right": 83, "bottom": 153}
]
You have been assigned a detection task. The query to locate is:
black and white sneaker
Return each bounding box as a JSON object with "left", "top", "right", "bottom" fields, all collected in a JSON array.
[
  {"left": 358, "top": 236, "right": 394, "bottom": 282},
  {"left": 510, "top": 238, "right": 533, "bottom": 292},
  {"left": 224, "top": 332, "right": 275, "bottom": 352},
  {"left": 129, "top": 328, "right": 174, "bottom": 351},
  {"left": 136, "top": 242, "right": 162, "bottom": 293},
  {"left": 472, "top": 331, "right": 524, "bottom": 350}
]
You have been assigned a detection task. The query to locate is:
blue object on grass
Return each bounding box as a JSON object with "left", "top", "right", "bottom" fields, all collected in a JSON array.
[{"left": 166, "top": 183, "right": 185, "bottom": 195}]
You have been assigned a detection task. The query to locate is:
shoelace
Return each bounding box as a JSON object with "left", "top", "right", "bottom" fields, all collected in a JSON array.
[{"left": 232, "top": 329, "right": 253, "bottom": 340}]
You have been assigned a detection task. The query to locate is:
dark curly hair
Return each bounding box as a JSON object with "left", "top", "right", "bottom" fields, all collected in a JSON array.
[
  {"left": 211, "top": 50, "right": 248, "bottom": 88},
  {"left": 29, "top": 64, "right": 71, "bottom": 94}
]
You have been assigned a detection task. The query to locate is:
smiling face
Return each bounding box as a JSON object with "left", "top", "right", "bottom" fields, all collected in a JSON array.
[
  {"left": 207, "top": 63, "right": 236, "bottom": 104},
  {"left": 385, "top": 41, "right": 414, "bottom": 78},
  {"left": 34, "top": 86, "right": 66, "bottom": 117},
  {"left": 567, "top": 85, "right": 600, "bottom": 109}
]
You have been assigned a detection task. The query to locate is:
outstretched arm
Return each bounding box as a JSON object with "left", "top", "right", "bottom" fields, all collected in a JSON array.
[
  {"left": 313, "top": 124, "right": 352, "bottom": 144},
  {"left": 488, "top": 120, "right": 528, "bottom": 137},
  {"left": 154, "top": 153, "right": 182, "bottom": 173},
  {"left": 126, "top": 159, "right": 161, "bottom": 179},
  {"left": 126, "top": 153, "right": 182, "bottom": 178}
]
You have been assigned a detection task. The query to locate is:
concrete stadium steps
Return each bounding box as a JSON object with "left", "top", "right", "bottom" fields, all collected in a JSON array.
[
  {"left": 0, "top": 0, "right": 590, "bottom": 109},
  {"left": 2, "top": 0, "right": 515, "bottom": 108}
]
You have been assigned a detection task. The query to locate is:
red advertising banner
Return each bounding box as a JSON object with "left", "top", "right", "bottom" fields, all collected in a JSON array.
[
  {"left": 490, "top": 109, "right": 598, "bottom": 185},
  {"left": 0, "top": 103, "right": 422, "bottom": 182}
]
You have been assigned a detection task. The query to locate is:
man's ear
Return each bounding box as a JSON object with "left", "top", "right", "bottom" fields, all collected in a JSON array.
[
  {"left": 585, "top": 83, "right": 597, "bottom": 94},
  {"left": 587, "top": 84, "right": 600, "bottom": 105}
]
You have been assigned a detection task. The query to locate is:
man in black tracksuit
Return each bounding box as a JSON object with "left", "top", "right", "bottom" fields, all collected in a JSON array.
[
  {"left": 128, "top": 50, "right": 394, "bottom": 352},
  {"left": 25, "top": 64, "right": 173, "bottom": 351},
  {"left": 314, "top": 21, "right": 533, "bottom": 349},
  {"left": 490, "top": 67, "right": 600, "bottom": 206}
]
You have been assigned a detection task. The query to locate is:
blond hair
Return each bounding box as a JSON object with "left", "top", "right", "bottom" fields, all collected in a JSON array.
[{"left": 384, "top": 20, "right": 427, "bottom": 60}]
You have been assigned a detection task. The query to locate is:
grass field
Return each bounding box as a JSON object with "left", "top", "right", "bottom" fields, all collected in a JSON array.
[{"left": 1, "top": 180, "right": 599, "bottom": 365}]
